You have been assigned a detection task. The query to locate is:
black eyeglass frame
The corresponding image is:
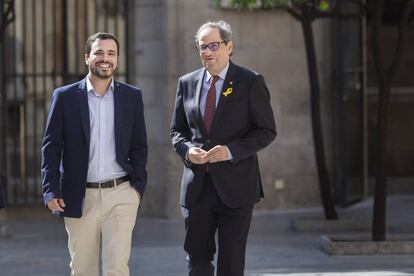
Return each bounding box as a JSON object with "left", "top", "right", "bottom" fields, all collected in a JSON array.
[{"left": 196, "top": 41, "right": 227, "bottom": 52}]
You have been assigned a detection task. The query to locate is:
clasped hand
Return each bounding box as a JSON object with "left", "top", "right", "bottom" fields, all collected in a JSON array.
[{"left": 188, "top": 146, "right": 229, "bottom": 164}]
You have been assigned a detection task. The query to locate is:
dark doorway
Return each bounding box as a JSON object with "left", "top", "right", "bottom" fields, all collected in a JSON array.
[
  {"left": 366, "top": 0, "right": 414, "bottom": 194},
  {"left": 332, "top": 2, "right": 365, "bottom": 205}
]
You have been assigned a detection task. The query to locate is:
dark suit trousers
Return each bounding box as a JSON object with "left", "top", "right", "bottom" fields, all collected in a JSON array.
[{"left": 184, "top": 174, "right": 253, "bottom": 276}]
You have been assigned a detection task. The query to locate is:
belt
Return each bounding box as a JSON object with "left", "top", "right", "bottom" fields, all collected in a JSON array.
[{"left": 86, "top": 175, "right": 130, "bottom": 189}]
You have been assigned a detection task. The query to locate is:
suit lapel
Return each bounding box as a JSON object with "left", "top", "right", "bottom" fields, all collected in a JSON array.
[
  {"left": 210, "top": 61, "right": 237, "bottom": 132},
  {"left": 78, "top": 79, "right": 90, "bottom": 145},
  {"left": 194, "top": 68, "right": 206, "bottom": 132}
]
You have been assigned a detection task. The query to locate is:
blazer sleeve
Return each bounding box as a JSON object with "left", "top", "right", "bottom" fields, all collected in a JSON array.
[
  {"left": 170, "top": 78, "right": 195, "bottom": 167},
  {"left": 227, "top": 74, "right": 277, "bottom": 162},
  {"left": 129, "top": 90, "right": 148, "bottom": 197},
  {"left": 41, "top": 90, "right": 64, "bottom": 204}
]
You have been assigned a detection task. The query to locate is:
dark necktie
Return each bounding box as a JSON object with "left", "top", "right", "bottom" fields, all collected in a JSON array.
[{"left": 204, "top": 75, "right": 219, "bottom": 132}]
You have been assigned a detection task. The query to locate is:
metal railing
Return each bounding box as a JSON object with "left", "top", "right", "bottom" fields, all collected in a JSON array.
[{"left": 1, "top": 0, "right": 129, "bottom": 204}]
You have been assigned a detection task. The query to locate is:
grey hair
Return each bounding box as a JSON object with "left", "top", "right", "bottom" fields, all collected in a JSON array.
[{"left": 194, "top": 20, "right": 233, "bottom": 44}]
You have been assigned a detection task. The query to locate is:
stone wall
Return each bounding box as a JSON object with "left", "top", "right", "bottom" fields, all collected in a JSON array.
[{"left": 132, "top": 0, "right": 333, "bottom": 218}]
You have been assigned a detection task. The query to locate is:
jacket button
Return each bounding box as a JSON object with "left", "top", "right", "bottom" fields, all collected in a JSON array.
[{"left": 206, "top": 139, "right": 211, "bottom": 143}]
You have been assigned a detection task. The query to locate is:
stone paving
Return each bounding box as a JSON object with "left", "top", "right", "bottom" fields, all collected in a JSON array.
[{"left": 1, "top": 196, "right": 414, "bottom": 276}]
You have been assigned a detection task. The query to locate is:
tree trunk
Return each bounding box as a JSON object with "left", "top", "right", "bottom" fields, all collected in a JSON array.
[
  {"left": 372, "top": 82, "right": 390, "bottom": 241},
  {"left": 0, "top": 0, "right": 7, "bottom": 209},
  {"left": 371, "top": 0, "right": 413, "bottom": 241},
  {"left": 300, "top": 10, "right": 338, "bottom": 220}
]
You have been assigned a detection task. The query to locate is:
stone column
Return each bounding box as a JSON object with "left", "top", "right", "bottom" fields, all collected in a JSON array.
[{"left": 131, "top": 0, "right": 182, "bottom": 218}]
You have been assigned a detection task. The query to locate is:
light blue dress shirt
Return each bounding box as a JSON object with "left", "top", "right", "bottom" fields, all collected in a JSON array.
[
  {"left": 199, "top": 62, "right": 233, "bottom": 160},
  {"left": 200, "top": 62, "right": 229, "bottom": 118},
  {"left": 86, "top": 77, "right": 127, "bottom": 183}
]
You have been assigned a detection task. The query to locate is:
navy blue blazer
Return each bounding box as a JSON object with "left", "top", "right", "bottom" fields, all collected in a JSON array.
[
  {"left": 171, "top": 61, "right": 277, "bottom": 209},
  {"left": 41, "top": 78, "right": 148, "bottom": 218}
]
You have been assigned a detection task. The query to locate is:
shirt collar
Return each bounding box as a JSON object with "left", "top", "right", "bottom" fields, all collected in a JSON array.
[
  {"left": 86, "top": 76, "right": 114, "bottom": 96},
  {"left": 205, "top": 62, "right": 230, "bottom": 83}
]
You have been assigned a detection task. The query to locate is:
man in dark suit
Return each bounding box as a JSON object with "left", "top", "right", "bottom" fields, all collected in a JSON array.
[
  {"left": 41, "top": 32, "right": 147, "bottom": 276},
  {"left": 170, "top": 20, "right": 277, "bottom": 276}
]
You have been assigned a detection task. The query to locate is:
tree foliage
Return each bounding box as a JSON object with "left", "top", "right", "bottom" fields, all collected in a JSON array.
[
  {"left": 228, "top": 0, "right": 331, "bottom": 11},
  {"left": 220, "top": 0, "right": 366, "bottom": 20}
]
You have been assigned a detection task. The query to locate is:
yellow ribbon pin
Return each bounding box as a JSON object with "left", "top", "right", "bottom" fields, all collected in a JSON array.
[{"left": 222, "top": 88, "right": 233, "bottom": 97}]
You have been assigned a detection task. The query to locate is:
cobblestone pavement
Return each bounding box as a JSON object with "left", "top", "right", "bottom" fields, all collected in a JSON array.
[{"left": 1, "top": 196, "right": 414, "bottom": 276}]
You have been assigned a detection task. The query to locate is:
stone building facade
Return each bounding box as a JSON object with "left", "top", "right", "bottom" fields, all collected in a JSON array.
[
  {"left": 4, "top": 0, "right": 412, "bottom": 219},
  {"left": 131, "top": 0, "right": 333, "bottom": 218}
]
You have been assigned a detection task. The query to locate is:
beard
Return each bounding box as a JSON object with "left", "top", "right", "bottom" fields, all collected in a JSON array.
[{"left": 90, "top": 62, "right": 115, "bottom": 80}]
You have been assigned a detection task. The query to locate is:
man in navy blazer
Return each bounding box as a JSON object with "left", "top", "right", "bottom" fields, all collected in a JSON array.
[
  {"left": 41, "top": 32, "right": 147, "bottom": 276},
  {"left": 171, "top": 20, "right": 276, "bottom": 276}
]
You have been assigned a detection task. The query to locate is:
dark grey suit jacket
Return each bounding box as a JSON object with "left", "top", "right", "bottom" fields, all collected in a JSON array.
[{"left": 171, "top": 61, "right": 276, "bottom": 208}]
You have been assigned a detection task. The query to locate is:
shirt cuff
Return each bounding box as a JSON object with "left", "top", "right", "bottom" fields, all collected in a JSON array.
[
  {"left": 184, "top": 148, "right": 193, "bottom": 166},
  {"left": 225, "top": 146, "right": 233, "bottom": 161},
  {"left": 185, "top": 148, "right": 192, "bottom": 161}
]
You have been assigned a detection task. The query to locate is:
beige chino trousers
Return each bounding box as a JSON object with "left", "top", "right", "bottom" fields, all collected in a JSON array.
[{"left": 64, "top": 181, "right": 139, "bottom": 276}]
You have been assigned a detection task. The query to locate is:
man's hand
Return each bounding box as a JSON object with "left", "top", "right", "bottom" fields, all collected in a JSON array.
[
  {"left": 188, "top": 147, "right": 209, "bottom": 164},
  {"left": 205, "top": 145, "right": 229, "bottom": 163},
  {"left": 47, "top": 198, "right": 65, "bottom": 212}
]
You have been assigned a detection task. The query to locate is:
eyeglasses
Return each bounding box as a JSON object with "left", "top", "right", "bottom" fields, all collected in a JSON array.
[{"left": 197, "top": 41, "right": 226, "bottom": 52}]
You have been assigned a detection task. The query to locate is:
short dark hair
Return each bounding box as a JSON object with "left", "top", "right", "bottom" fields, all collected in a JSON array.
[{"left": 85, "top": 32, "right": 120, "bottom": 56}]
